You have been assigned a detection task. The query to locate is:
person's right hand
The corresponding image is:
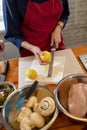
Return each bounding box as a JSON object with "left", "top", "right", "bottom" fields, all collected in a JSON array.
[
  {"left": 31, "top": 45, "right": 49, "bottom": 65},
  {"left": 21, "top": 41, "right": 49, "bottom": 65}
]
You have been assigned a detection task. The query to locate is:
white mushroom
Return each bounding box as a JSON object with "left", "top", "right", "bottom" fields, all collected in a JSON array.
[
  {"left": 30, "top": 112, "right": 45, "bottom": 128},
  {"left": 25, "top": 96, "right": 38, "bottom": 108},
  {"left": 33, "top": 102, "right": 39, "bottom": 112},
  {"left": 20, "top": 117, "right": 32, "bottom": 130},
  {"left": 37, "top": 97, "right": 56, "bottom": 116},
  {"left": 15, "top": 107, "right": 32, "bottom": 123}
]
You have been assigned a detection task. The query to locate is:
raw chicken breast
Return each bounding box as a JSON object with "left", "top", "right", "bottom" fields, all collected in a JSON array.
[{"left": 68, "top": 83, "right": 87, "bottom": 118}]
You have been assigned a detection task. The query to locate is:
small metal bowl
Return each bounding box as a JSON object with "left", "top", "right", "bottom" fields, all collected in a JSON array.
[
  {"left": 0, "top": 82, "right": 16, "bottom": 108},
  {"left": 55, "top": 73, "right": 87, "bottom": 124},
  {"left": 2, "top": 84, "right": 58, "bottom": 130}
]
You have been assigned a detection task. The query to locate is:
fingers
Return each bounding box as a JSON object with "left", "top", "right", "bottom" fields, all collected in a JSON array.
[
  {"left": 35, "top": 53, "right": 50, "bottom": 65},
  {"left": 33, "top": 46, "right": 42, "bottom": 56},
  {"left": 27, "top": 45, "right": 46, "bottom": 65},
  {"left": 51, "top": 37, "right": 61, "bottom": 49},
  {"left": 51, "top": 24, "right": 62, "bottom": 49}
]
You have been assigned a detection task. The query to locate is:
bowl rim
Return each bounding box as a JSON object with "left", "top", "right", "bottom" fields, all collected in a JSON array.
[
  {"left": 0, "top": 81, "right": 16, "bottom": 108},
  {"left": 2, "top": 84, "right": 59, "bottom": 130},
  {"left": 55, "top": 73, "right": 87, "bottom": 122}
]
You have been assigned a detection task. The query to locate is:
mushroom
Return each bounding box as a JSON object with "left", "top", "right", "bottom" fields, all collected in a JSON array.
[
  {"left": 15, "top": 107, "right": 32, "bottom": 123},
  {"left": 33, "top": 102, "right": 39, "bottom": 112},
  {"left": 30, "top": 112, "right": 45, "bottom": 128},
  {"left": 20, "top": 117, "right": 32, "bottom": 130},
  {"left": 25, "top": 96, "right": 38, "bottom": 108},
  {"left": 37, "top": 97, "right": 56, "bottom": 116}
]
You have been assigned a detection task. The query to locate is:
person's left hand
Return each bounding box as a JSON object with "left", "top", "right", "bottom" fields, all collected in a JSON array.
[{"left": 51, "top": 25, "right": 62, "bottom": 49}]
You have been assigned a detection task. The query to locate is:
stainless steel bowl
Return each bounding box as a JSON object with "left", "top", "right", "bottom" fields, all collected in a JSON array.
[
  {"left": 2, "top": 84, "right": 58, "bottom": 130},
  {"left": 0, "top": 82, "right": 16, "bottom": 108},
  {"left": 55, "top": 73, "right": 87, "bottom": 124}
]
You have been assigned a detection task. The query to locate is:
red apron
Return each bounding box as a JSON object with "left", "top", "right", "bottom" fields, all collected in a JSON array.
[{"left": 20, "top": 0, "right": 65, "bottom": 57}]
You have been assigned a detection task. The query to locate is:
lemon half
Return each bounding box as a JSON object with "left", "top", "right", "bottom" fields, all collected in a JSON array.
[
  {"left": 40, "top": 51, "right": 51, "bottom": 62},
  {"left": 26, "top": 69, "right": 37, "bottom": 80}
]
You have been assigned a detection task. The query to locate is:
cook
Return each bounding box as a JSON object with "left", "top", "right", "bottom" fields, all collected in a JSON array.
[{"left": 3, "top": 0, "right": 70, "bottom": 64}]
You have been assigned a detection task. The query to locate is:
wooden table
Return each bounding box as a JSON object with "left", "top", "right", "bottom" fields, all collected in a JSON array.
[{"left": 1, "top": 45, "right": 87, "bottom": 130}]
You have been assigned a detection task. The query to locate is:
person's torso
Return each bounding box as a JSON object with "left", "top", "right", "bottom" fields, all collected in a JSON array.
[
  {"left": 16, "top": 0, "right": 64, "bottom": 20},
  {"left": 19, "top": 0, "right": 65, "bottom": 56}
]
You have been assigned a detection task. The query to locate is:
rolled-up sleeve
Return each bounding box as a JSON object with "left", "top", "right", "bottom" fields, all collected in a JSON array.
[{"left": 3, "top": 0, "right": 24, "bottom": 49}]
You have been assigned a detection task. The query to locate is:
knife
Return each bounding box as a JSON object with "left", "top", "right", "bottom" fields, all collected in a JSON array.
[
  {"left": 47, "top": 42, "right": 56, "bottom": 77},
  {"left": 0, "top": 61, "right": 9, "bottom": 82},
  {"left": 16, "top": 80, "right": 38, "bottom": 109}
]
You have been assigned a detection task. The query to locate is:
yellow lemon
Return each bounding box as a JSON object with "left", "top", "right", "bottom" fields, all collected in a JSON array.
[
  {"left": 40, "top": 51, "right": 51, "bottom": 62},
  {"left": 26, "top": 69, "right": 37, "bottom": 80}
]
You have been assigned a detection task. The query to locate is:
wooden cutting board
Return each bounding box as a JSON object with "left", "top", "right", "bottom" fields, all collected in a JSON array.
[{"left": 18, "top": 49, "right": 83, "bottom": 88}]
